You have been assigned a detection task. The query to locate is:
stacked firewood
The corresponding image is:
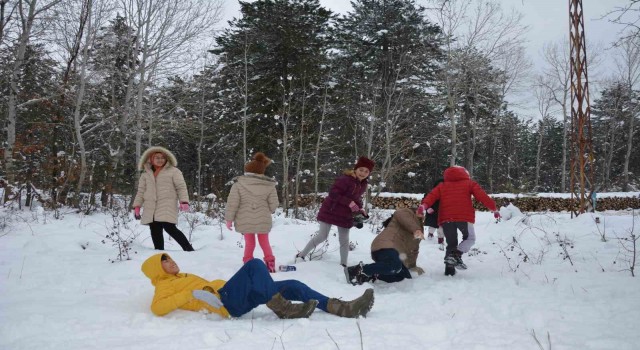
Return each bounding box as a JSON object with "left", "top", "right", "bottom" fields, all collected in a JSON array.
[
  {"left": 371, "top": 196, "right": 418, "bottom": 209},
  {"left": 485, "top": 196, "right": 640, "bottom": 212},
  {"left": 291, "top": 194, "right": 640, "bottom": 211}
]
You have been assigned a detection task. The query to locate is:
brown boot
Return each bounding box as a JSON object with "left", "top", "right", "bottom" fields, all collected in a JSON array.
[
  {"left": 266, "top": 293, "right": 318, "bottom": 319},
  {"left": 326, "top": 288, "right": 374, "bottom": 318}
]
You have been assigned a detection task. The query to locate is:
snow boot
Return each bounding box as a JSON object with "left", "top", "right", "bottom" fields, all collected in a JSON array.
[
  {"left": 444, "top": 252, "right": 456, "bottom": 276},
  {"left": 344, "top": 262, "right": 375, "bottom": 285},
  {"left": 266, "top": 293, "right": 318, "bottom": 319},
  {"left": 326, "top": 288, "right": 374, "bottom": 318},
  {"left": 453, "top": 250, "right": 467, "bottom": 270}
]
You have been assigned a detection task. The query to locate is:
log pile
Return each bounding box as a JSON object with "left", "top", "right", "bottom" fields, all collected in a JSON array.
[{"left": 292, "top": 194, "right": 640, "bottom": 211}]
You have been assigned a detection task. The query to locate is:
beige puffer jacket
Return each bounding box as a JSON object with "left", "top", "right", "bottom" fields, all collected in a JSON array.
[
  {"left": 225, "top": 174, "right": 279, "bottom": 234},
  {"left": 370, "top": 208, "right": 423, "bottom": 269},
  {"left": 133, "top": 146, "right": 189, "bottom": 225}
]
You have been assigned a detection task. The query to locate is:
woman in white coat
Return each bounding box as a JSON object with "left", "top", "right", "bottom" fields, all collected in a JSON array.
[{"left": 133, "top": 146, "right": 193, "bottom": 251}]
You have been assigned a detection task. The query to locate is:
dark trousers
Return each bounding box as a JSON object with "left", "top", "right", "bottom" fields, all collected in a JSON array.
[
  {"left": 218, "top": 259, "right": 329, "bottom": 317},
  {"left": 441, "top": 221, "right": 470, "bottom": 255},
  {"left": 362, "top": 248, "right": 412, "bottom": 283},
  {"left": 149, "top": 221, "right": 194, "bottom": 251}
]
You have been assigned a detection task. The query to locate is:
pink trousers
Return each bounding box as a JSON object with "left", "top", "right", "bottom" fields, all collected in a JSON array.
[{"left": 243, "top": 233, "right": 274, "bottom": 263}]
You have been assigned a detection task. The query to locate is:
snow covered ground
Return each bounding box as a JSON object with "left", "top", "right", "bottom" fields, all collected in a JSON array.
[{"left": 1, "top": 201, "right": 639, "bottom": 350}]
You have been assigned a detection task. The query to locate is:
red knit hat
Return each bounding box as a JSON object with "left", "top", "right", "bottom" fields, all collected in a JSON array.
[
  {"left": 244, "top": 152, "right": 271, "bottom": 174},
  {"left": 354, "top": 156, "right": 375, "bottom": 172}
]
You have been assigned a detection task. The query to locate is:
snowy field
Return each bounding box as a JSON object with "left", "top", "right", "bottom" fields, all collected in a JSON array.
[{"left": 1, "top": 200, "right": 639, "bottom": 350}]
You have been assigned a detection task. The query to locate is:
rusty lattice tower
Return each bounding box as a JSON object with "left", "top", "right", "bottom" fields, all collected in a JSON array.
[{"left": 568, "top": 0, "right": 595, "bottom": 217}]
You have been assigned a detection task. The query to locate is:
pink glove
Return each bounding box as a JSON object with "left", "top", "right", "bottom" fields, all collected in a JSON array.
[
  {"left": 179, "top": 202, "right": 189, "bottom": 212},
  {"left": 494, "top": 211, "right": 501, "bottom": 219},
  {"left": 416, "top": 205, "right": 425, "bottom": 216},
  {"left": 226, "top": 220, "right": 233, "bottom": 230},
  {"left": 134, "top": 207, "right": 141, "bottom": 220},
  {"left": 348, "top": 201, "right": 360, "bottom": 212},
  {"left": 426, "top": 207, "right": 434, "bottom": 214}
]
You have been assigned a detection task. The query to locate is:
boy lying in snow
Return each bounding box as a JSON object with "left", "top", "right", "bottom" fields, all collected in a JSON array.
[{"left": 141, "top": 253, "right": 374, "bottom": 319}]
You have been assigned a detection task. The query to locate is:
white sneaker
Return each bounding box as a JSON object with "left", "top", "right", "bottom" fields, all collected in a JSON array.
[{"left": 438, "top": 243, "right": 445, "bottom": 251}]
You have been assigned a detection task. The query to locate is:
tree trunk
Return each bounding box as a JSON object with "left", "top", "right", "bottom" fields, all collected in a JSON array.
[
  {"left": 535, "top": 121, "right": 544, "bottom": 191},
  {"left": 0, "top": 0, "right": 9, "bottom": 45},
  {"left": 72, "top": 0, "right": 94, "bottom": 207},
  {"left": 622, "top": 101, "right": 636, "bottom": 191},
  {"left": 602, "top": 124, "right": 616, "bottom": 190},
  {"left": 561, "top": 102, "right": 568, "bottom": 192},
  {"left": 4, "top": 1, "right": 37, "bottom": 184},
  {"left": 243, "top": 33, "right": 249, "bottom": 161},
  {"left": 281, "top": 118, "right": 289, "bottom": 216},
  {"left": 293, "top": 82, "right": 308, "bottom": 219},
  {"left": 314, "top": 72, "right": 330, "bottom": 196},
  {"left": 447, "top": 96, "right": 457, "bottom": 165},
  {"left": 467, "top": 88, "right": 479, "bottom": 178}
]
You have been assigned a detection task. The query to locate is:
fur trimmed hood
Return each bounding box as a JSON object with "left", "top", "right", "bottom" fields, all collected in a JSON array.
[{"left": 138, "top": 146, "right": 178, "bottom": 171}]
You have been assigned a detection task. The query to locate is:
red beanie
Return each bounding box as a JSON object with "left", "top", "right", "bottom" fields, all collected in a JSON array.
[{"left": 354, "top": 156, "right": 375, "bottom": 172}]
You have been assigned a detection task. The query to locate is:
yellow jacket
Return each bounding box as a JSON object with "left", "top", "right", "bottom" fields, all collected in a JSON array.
[{"left": 141, "top": 253, "right": 230, "bottom": 318}]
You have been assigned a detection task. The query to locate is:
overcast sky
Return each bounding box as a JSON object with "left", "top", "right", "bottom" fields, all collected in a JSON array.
[{"left": 217, "top": 0, "right": 632, "bottom": 119}]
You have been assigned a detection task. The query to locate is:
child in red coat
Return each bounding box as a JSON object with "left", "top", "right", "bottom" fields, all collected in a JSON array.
[{"left": 419, "top": 166, "right": 500, "bottom": 275}]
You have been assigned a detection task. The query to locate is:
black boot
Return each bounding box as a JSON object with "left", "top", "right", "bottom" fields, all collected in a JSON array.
[
  {"left": 444, "top": 252, "right": 456, "bottom": 276},
  {"left": 344, "top": 262, "right": 375, "bottom": 285},
  {"left": 454, "top": 250, "right": 467, "bottom": 270}
]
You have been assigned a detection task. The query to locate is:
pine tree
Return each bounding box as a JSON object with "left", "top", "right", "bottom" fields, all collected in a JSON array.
[
  {"left": 333, "top": 0, "right": 444, "bottom": 192},
  {"left": 213, "top": 0, "right": 333, "bottom": 212},
  {"left": 592, "top": 83, "right": 638, "bottom": 190},
  {"left": 0, "top": 43, "right": 58, "bottom": 192}
]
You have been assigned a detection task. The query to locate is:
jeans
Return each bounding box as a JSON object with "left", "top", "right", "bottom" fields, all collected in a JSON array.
[
  {"left": 362, "top": 248, "right": 412, "bottom": 283},
  {"left": 218, "top": 259, "right": 329, "bottom": 317}
]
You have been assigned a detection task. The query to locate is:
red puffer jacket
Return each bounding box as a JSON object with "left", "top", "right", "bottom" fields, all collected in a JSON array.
[{"left": 421, "top": 166, "right": 496, "bottom": 225}]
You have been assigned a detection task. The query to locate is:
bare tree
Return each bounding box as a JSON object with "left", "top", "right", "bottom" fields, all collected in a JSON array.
[
  {"left": 488, "top": 44, "right": 531, "bottom": 191},
  {"left": 313, "top": 69, "right": 334, "bottom": 196},
  {"left": 68, "top": 0, "right": 112, "bottom": 206},
  {"left": 0, "top": 0, "right": 18, "bottom": 46},
  {"left": 538, "top": 39, "right": 603, "bottom": 192},
  {"left": 613, "top": 36, "right": 640, "bottom": 191},
  {"left": 532, "top": 80, "right": 554, "bottom": 191},
  {"left": 429, "top": 0, "right": 528, "bottom": 169},
  {"left": 4, "top": 0, "right": 62, "bottom": 187},
  {"left": 430, "top": 0, "right": 469, "bottom": 166},
  {"left": 118, "top": 0, "right": 222, "bottom": 162},
  {"left": 539, "top": 41, "right": 571, "bottom": 192},
  {"left": 604, "top": 0, "right": 640, "bottom": 42},
  {"left": 276, "top": 76, "right": 293, "bottom": 216},
  {"left": 292, "top": 74, "right": 312, "bottom": 218}
]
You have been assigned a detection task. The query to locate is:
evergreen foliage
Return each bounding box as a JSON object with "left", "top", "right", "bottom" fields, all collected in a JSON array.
[{"left": 1, "top": 0, "right": 637, "bottom": 211}]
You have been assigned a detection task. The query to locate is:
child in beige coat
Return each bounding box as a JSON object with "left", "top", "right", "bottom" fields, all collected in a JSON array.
[
  {"left": 225, "top": 152, "right": 279, "bottom": 272},
  {"left": 133, "top": 146, "right": 193, "bottom": 251}
]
